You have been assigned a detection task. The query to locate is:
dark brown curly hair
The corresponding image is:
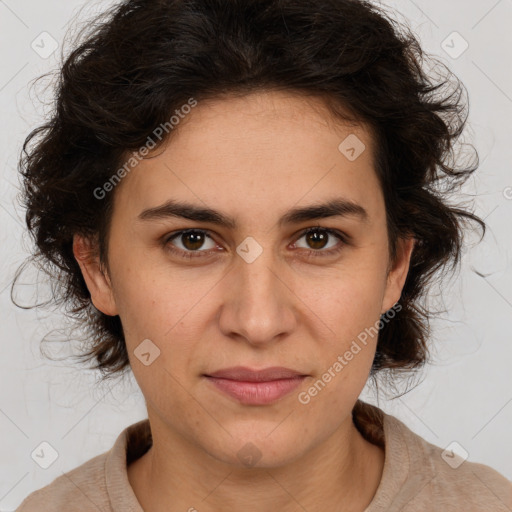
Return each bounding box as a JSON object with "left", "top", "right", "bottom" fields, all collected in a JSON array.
[{"left": 16, "top": 0, "right": 485, "bottom": 386}]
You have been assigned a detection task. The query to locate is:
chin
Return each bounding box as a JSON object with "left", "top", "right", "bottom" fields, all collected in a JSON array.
[{"left": 201, "top": 428, "right": 307, "bottom": 469}]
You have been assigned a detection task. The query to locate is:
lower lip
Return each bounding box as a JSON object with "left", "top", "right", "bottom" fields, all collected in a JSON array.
[{"left": 205, "top": 376, "right": 306, "bottom": 405}]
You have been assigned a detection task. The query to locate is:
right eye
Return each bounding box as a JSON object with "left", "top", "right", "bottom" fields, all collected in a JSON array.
[{"left": 164, "top": 229, "right": 219, "bottom": 259}]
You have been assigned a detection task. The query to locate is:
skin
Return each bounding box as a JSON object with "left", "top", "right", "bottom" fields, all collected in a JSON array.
[{"left": 74, "top": 90, "right": 415, "bottom": 512}]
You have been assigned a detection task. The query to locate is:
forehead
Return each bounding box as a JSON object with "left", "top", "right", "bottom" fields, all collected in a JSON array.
[{"left": 111, "top": 90, "right": 383, "bottom": 226}]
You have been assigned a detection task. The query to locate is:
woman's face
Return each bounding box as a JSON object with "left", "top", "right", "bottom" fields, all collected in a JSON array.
[{"left": 76, "top": 90, "right": 414, "bottom": 467}]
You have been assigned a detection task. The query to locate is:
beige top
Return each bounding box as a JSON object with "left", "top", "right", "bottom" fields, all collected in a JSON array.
[{"left": 16, "top": 401, "right": 512, "bottom": 511}]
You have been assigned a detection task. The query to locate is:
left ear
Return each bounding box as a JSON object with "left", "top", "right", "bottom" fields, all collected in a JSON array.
[{"left": 381, "top": 236, "right": 416, "bottom": 314}]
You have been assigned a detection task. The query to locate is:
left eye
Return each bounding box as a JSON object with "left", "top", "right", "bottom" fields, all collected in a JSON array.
[{"left": 293, "top": 227, "right": 344, "bottom": 252}]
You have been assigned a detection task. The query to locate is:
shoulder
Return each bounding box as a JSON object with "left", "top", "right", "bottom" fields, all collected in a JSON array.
[
  {"left": 356, "top": 401, "right": 512, "bottom": 511},
  {"left": 418, "top": 435, "right": 511, "bottom": 509},
  {"left": 387, "top": 411, "right": 512, "bottom": 511},
  {"left": 15, "top": 450, "right": 110, "bottom": 512},
  {"left": 15, "top": 419, "right": 150, "bottom": 512}
]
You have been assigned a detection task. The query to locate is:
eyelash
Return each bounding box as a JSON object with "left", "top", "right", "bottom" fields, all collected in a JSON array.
[{"left": 163, "top": 226, "right": 347, "bottom": 260}]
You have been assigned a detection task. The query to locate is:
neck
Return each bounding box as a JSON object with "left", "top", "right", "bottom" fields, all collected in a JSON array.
[{"left": 128, "top": 407, "right": 385, "bottom": 512}]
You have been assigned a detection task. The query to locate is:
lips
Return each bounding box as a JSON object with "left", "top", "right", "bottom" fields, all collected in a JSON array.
[
  {"left": 204, "top": 366, "right": 308, "bottom": 405},
  {"left": 206, "top": 366, "right": 306, "bottom": 382}
]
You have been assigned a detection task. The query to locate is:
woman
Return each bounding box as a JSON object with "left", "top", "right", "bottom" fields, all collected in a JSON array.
[{"left": 15, "top": 0, "right": 511, "bottom": 510}]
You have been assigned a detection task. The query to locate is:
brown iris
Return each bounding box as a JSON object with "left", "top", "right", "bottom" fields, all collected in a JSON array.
[
  {"left": 305, "top": 229, "right": 329, "bottom": 250},
  {"left": 180, "top": 231, "right": 206, "bottom": 251}
]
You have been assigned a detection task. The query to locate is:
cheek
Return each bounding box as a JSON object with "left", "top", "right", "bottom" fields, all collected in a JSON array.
[
  {"left": 108, "top": 259, "right": 217, "bottom": 386},
  {"left": 307, "top": 258, "right": 388, "bottom": 337},
  {"left": 107, "top": 245, "right": 203, "bottom": 339},
  {"left": 296, "top": 272, "right": 386, "bottom": 415}
]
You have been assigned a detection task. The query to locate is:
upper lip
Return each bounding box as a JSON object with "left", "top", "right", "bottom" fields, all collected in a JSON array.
[{"left": 205, "top": 366, "right": 306, "bottom": 382}]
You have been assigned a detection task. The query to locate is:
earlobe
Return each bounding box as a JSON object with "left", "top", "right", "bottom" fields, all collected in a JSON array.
[
  {"left": 381, "top": 236, "right": 416, "bottom": 314},
  {"left": 72, "top": 235, "right": 118, "bottom": 316}
]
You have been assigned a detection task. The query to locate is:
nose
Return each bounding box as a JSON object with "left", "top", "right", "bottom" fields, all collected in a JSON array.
[{"left": 217, "top": 247, "right": 298, "bottom": 347}]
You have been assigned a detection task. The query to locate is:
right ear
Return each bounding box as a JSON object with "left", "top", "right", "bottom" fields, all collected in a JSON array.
[{"left": 72, "top": 234, "right": 118, "bottom": 316}]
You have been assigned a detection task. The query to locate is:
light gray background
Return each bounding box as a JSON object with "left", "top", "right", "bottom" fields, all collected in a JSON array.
[{"left": 1, "top": 0, "right": 511, "bottom": 509}]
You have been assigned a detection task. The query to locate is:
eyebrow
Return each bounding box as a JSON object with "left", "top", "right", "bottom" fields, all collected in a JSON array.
[{"left": 138, "top": 197, "right": 369, "bottom": 228}]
